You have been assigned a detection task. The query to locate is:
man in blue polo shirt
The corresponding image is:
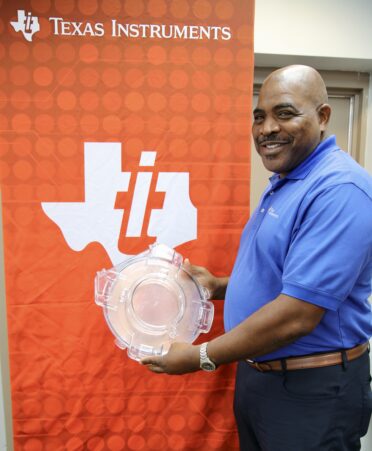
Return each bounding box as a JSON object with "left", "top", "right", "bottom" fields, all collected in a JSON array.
[{"left": 142, "top": 65, "right": 372, "bottom": 450}]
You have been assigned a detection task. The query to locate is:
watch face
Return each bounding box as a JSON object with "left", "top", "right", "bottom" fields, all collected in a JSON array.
[{"left": 201, "top": 362, "right": 216, "bottom": 371}]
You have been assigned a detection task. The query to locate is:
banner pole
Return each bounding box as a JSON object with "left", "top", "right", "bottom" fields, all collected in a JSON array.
[{"left": 0, "top": 190, "right": 14, "bottom": 451}]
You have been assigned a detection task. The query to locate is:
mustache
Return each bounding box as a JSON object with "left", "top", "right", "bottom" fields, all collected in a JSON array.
[{"left": 256, "top": 135, "right": 292, "bottom": 145}]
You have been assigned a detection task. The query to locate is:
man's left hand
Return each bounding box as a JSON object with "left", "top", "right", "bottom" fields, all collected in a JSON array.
[{"left": 141, "top": 342, "right": 200, "bottom": 375}]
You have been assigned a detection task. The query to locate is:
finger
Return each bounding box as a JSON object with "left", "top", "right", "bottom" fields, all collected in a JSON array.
[
  {"left": 149, "top": 365, "right": 165, "bottom": 374},
  {"left": 140, "top": 358, "right": 151, "bottom": 365},
  {"left": 142, "top": 362, "right": 165, "bottom": 374},
  {"left": 184, "top": 258, "right": 197, "bottom": 272},
  {"left": 140, "top": 356, "right": 164, "bottom": 367}
]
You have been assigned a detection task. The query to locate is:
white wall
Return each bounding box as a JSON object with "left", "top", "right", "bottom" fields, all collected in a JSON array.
[
  {"left": 255, "top": 0, "right": 372, "bottom": 70},
  {"left": 366, "top": 80, "right": 372, "bottom": 171},
  {"left": 254, "top": 1, "right": 372, "bottom": 449}
]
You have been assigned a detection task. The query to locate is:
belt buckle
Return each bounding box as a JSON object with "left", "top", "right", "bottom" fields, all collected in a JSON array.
[{"left": 247, "top": 359, "right": 270, "bottom": 372}]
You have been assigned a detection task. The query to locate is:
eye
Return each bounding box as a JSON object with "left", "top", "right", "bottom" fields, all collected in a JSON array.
[
  {"left": 253, "top": 114, "right": 264, "bottom": 123},
  {"left": 277, "top": 110, "right": 295, "bottom": 119}
]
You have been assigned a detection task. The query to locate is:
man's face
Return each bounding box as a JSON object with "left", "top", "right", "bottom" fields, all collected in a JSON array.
[{"left": 252, "top": 78, "right": 327, "bottom": 177}]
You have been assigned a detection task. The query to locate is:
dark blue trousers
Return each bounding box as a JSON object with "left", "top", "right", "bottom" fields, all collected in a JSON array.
[{"left": 234, "top": 351, "right": 372, "bottom": 451}]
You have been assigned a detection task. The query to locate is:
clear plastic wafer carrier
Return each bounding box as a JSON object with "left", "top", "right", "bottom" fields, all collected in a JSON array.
[{"left": 95, "top": 243, "right": 213, "bottom": 361}]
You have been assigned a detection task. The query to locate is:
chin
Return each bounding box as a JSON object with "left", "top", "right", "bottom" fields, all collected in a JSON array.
[
  {"left": 262, "top": 162, "right": 283, "bottom": 174},
  {"left": 262, "top": 157, "right": 290, "bottom": 175}
]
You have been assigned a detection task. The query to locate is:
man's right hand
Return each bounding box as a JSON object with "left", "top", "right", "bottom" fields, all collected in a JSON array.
[{"left": 183, "top": 259, "right": 229, "bottom": 300}]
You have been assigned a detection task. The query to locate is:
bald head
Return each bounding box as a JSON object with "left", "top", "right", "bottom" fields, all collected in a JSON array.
[{"left": 261, "top": 65, "right": 329, "bottom": 107}]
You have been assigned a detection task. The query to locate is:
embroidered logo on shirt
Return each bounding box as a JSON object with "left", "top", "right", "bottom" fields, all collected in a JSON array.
[{"left": 268, "top": 206, "right": 279, "bottom": 219}]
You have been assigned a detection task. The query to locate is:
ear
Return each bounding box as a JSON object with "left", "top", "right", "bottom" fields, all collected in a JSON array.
[{"left": 317, "top": 103, "right": 331, "bottom": 131}]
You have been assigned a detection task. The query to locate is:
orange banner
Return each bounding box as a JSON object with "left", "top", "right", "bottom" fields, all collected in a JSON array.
[{"left": 0, "top": 1, "right": 254, "bottom": 449}]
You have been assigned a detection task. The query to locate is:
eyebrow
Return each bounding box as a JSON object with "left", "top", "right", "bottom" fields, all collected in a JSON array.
[
  {"left": 273, "top": 103, "right": 299, "bottom": 112},
  {"left": 253, "top": 103, "right": 300, "bottom": 115}
]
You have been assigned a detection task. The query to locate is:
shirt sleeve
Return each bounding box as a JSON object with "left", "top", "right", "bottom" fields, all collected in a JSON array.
[{"left": 281, "top": 183, "right": 372, "bottom": 310}]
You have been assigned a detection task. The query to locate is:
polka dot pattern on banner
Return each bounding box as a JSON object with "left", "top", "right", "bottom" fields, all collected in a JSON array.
[
  {"left": 33, "top": 42, "right": 53, "bottom": 63},
  {"left": 1, "top": 1, "right": 253, "bottom": 450}
]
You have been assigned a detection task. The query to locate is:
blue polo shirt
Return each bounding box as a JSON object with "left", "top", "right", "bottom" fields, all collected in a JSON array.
[{"left": 224, "top": 135, "right": 372, "bottom": 361}]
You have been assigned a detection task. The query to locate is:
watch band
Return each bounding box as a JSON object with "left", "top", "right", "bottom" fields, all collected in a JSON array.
[{"left": 199, "top": 342, "right": 217, "bottom": 371}]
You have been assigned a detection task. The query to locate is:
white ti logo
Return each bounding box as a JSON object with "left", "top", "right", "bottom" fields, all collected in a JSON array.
[
  {"left": 10, "top": 10, "right": 40, "bottom": 42},
  {"left": 41, "top": 143, "right": 197, "bottom": 264}
]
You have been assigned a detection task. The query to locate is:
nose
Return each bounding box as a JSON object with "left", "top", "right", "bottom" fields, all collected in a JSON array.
[{"left": 259, "top": 116, "right": 280, "bottom": 136}]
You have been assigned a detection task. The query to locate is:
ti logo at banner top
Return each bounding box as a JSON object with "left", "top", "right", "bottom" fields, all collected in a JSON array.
[
  {"left": 9, "top": 8, "right": 232, "bottom": 40},
  {"left": 42, "top": 143, "right": 197, "bottom": 265},
  {"left": 10, "top": 10, "right": 40, "bottom": 42}
]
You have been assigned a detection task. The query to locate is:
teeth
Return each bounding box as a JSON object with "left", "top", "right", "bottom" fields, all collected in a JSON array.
[{"left": 265, "top": 143, "right": 282, "bottom": 149}]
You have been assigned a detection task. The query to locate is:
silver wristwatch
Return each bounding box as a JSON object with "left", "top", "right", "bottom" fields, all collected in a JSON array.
[{"left": 199, "top": 342, "right": 217, "bottom": 371}]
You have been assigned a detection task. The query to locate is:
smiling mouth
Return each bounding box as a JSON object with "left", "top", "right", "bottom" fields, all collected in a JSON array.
[{"left": 259, "top": 141, "right": 289, "bottom": 156}]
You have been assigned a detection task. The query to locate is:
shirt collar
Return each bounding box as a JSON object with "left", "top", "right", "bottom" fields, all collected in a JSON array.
[{"left": 269, "top": 135, "right": 338, "bottom": 187}]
